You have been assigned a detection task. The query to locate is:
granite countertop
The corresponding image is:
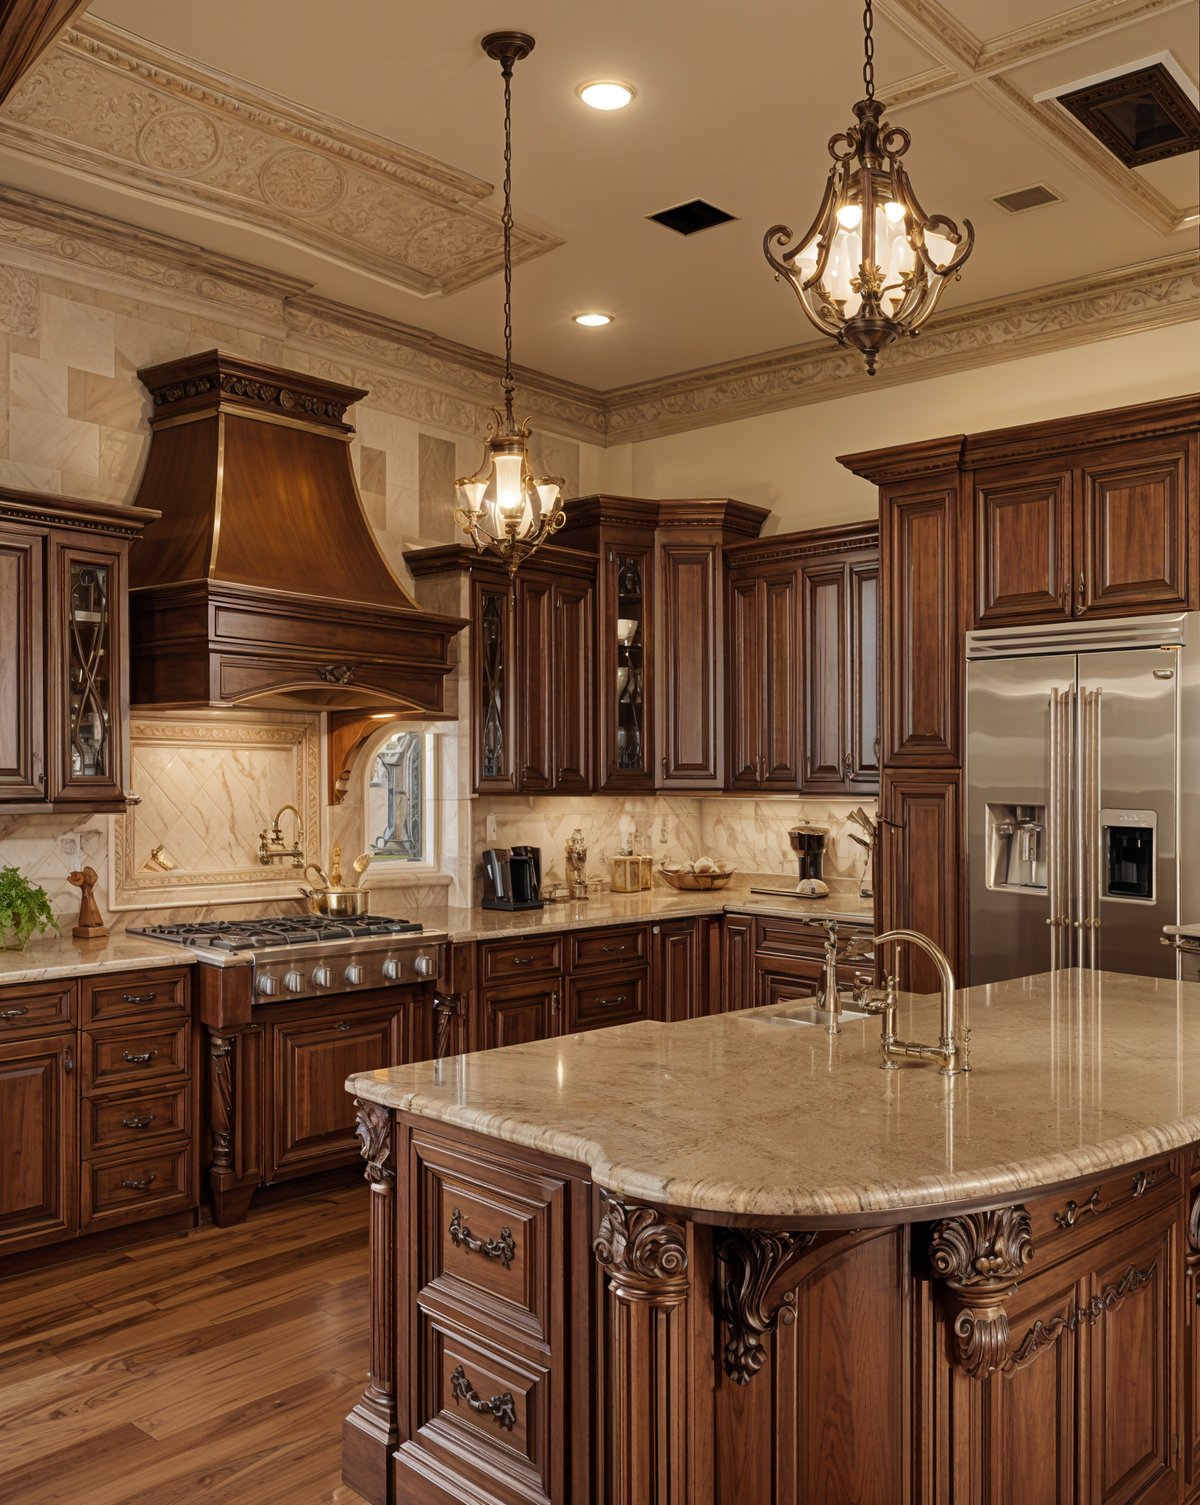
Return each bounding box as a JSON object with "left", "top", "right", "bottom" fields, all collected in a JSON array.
[
  {"left": 348, "top": 968, "right": 1200, "bottom": 1222},
  {"left": 0, "top": 931, "right": 189, "bottom": 986}
]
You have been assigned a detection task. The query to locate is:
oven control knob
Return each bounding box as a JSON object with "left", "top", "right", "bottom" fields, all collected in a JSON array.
[
  {"left": 255, "top": 974, "right": 278, "bottom": 997},
  {"left": 382, "top": 959, "right": 402, "bottom": 981},
  {"left": 284, "top": 970, "right": 304, "bottom": 994},
  {"left": 414, "top": 953, "right": 436, "bottom": 979},
  {"left": 344, "top": 963, "right": 365, "bottom": 986},
  {"left": 312, "top": 966, "right": 332, "bottom": 989}
]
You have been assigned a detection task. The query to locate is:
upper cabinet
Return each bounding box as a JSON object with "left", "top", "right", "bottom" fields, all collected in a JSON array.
[
  {"left": 0, "top": 488, "right": 154, "bottom": 813},
  {"left": 725, "top": 522, "right": 880, "bottom": 794},
  {"left": 969, "top": 409, "right": 1198, "bottom": 628}
]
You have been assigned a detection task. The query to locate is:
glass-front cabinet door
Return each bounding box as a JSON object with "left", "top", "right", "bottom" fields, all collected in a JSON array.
[
  {"left": 601, "top": 544, "right": 653, "bottom": 789},
  {"left": 50, "top": 541, "right": 126, "bottom": 803},
  {"left": 472, "top": 576, "right": 519, "bottom": 792}
]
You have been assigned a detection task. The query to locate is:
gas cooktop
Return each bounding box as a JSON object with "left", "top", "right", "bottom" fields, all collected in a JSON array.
[{"left": 129, "top": 914, "right": 423, "bottom": 953}]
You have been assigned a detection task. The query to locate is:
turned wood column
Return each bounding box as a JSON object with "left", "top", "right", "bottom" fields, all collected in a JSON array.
[
  {"left": 593, "top": 1193, "right": 692, "bottom": 1505},
  {"left": 343, "top": 1101, "right": 398, "bottom": 1505}
]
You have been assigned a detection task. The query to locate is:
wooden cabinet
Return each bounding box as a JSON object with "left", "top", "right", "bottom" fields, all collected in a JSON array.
[
  {"left": 849, "top": 558, "right": 880, "bottom": 785},
  {"left": 1186, "top": 1162, "right": 1200, "bottom": 1496},
  {"left": 472, "top": 576, "right": 519, "bottom": 793},
  {"left": 880, "top": 769, "right": 962, "bottom": 994},
  {"left": 801, "top": 552, "right": 880, "bottom": 793},
  {"left": 269, "top": 1002, "right": 405, "bottom": 1180},
  {"left": 0, "top": 1033, "right": 77, "bottom": 1254},
  {"left": 728, "top": 569, "right": 801, "bottom": 789},
  {"left": 479, "top": 979, "right": 559, "bottom": 1050},
  {"left": 0, "top": 489, "right": 153, "bottom": 813},
  {"left": 722, "top": 914, "right": 755, "bottom": 1013},
  {"left": 970, "top": 422, "right": 1197, "bottom": 628},
  {"left": 652, "top": 919, "right": 700, "bottom": 1022}
]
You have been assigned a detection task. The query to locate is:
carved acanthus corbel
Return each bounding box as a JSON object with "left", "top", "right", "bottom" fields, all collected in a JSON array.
[
  {"left": 928, "top": 1206, "right": 1034, "bottom": 1379},
  {"left": 715, "top": 1229, "right": 819, "bottom": 1384},
  {"left": 353, "top": 1099, "right": 393, "bottom": 1183},
  {"left": 593, "top": 1194, "right": 689, "bottom": 1302}
]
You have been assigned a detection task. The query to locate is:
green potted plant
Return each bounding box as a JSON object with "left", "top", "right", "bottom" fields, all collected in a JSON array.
[{"left": 0, "top": 867, "right": 58, "bottom": 950}]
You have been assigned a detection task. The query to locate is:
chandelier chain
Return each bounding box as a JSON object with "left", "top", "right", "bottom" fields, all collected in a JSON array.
[
  {"left": 862, "top": 0, "right": 875, "bottom": 99},
  {"left": 500, "top": 53, "right": 516, "bottom": 425}
]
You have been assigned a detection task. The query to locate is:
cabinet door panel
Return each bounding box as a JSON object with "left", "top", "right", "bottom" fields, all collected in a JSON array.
[
  {"left": 849, "top": 559, "right": 880, "bottom": 787},
  {"left": 270, "top": 1007, "right": 403, "bottom": 1178},
  {"left": 49, "top": 539, "right": 127, "bottom": 803},
  {"left": 755, "top": 963, "right": 823, "bottom": 1008},
  {"left": 727, "top": 576, "right": 763, "bottom": 787},
  {"left": 722, "top": 917, "right": 754, "bottom": 1013},
  {"left": 0, "top": 529, "right": 45, "bottom": 800},
  {"left": 973, "top": 466, "right": 1074, "bottom": 625},
  {"left": 480, "top": 981, "right": 557, "bottom": 1050},
  {"left": 1081, "top": 444, "right": 1194, "bottom": 616},
  {"left": 652, "top": 919, "right": 697, "bottom": 1022},
  {"left": 0, "top": 1035, "right": 76, "bottom": 1252},
  {"left": 552, "top": 578, "right": 594, "bottom": 793},
  {"left": 516, "top": 576, "right": 554, "bottom": 791},
  {"left": 658, "top": 542, "right": 722, "bottom": 787},
  {"left": 600, "top": 543, "right": 654, "bottom": 790},
  {"left": 881, "top": 770, "right": 962, "bottom": 990},
  {"left": 473, "top": 579, "right": 519, "bottom": 794},
  {"left": 802, "top": 562, "right": 848, "bottom": 789},
  {"left": 763, "top": 572, "right": 800, "bottom": 786}
]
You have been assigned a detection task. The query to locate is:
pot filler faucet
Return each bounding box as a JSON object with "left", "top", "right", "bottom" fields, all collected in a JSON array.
[{"left": 863, "top": 929, "right": 971, "bottom": 1076}]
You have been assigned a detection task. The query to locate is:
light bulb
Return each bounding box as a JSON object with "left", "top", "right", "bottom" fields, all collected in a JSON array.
[
  {"left": 924, "top": 230, "right": 956, "bottom": 269},
  {"left": 578, "top": 80, "right": 635, "bottom": 111},
  {"left": 573, "top": 312, "right": 612, "bottom": 327},
  {"left": 535, "top": 479, "right": 561, "bottom": 519},
  {"left": 493, "top": 453, "right": 525, "bottom": 520},
  {"left": 458, "top": 479, "right": 487, "bottom": 513},
  {"left": 884, "top": 200, "right": 906, "bottom": 222},
  {"left": 836, "top": 203, "right": 863, "bottom": 230}
]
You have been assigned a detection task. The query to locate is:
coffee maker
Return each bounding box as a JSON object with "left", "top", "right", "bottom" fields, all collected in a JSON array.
[
  {"left": 789, "top": 825, "right": 830, "bottom": 897},
  {"left": 481, "top": 846, "right": 543, "bottom": 911}
]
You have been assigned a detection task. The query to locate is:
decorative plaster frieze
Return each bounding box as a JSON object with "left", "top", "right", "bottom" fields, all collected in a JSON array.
[
  {"left": 1, "top": 18, "right": 561, "bottom": 298},
  {"left": 602, "top": 253, "right": 1200, "bottom": 442},
  {"left": 0, "top": 262, "right": 39, "bottom": 337}
]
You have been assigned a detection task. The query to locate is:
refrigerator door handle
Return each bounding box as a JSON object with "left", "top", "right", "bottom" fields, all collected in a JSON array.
[{"left": 1064, "top": 685, "right": 1078, "bottom": 966}]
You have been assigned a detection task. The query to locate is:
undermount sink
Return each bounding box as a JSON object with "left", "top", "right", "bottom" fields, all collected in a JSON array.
[{"left": 763, "top": 1002, "right": 870, "bottom": 1027}]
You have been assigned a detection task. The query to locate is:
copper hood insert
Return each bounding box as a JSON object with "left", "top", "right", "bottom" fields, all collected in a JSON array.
[{"left": 128, "top": 351, "right": 465, "bottom": 713}]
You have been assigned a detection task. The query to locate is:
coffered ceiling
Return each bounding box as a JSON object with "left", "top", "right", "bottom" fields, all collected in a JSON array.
[{"left": 1, "top": 0, "right": 1196, "bottom": 391}]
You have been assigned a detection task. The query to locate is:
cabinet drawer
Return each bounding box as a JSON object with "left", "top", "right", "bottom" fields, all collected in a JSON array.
[
  {"left": 83, "top": 968, "right": 189, "bottom": 1026},
  {"left": 1026, "top": 1154, "right": 1179, "bottom": 1265},
  {"left": 754, "top": 917, "right": 873, "bottom": 959},
  {"left": 82, "top": 1085, "right": 191, "bottom": 1156},
  {"left": 0, "top": 982, "right": 74, "bottom": 1038},
  {"left": 480, "top": 937, "right": 562, "bottom": 983},
  {"left": 82, "top": 1142, "right": 192, "bottom": 1230},
  {"left": 567, "top": 924, "right": 649, "bottom": 972},
  {"left": 566, "top": 969, "right": 648, "bottom": 1032},
  {"left": 83, "top": 1021, "right": 190, "bottom": 1093},
  {"left": 416, "top": 1133, "right": 564, "bottom": 1343}
]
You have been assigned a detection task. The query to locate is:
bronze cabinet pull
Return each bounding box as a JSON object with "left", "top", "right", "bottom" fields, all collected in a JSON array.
[
  {"left": 1131, "top": 1167, "right": 1160, "bottom": 1198},
  {"left": 510, "top": 956, "right": 535, "bottom": 967},
  {"left": 1052, "top": 1187, "right": 1103, "bottom": 1229},
  {"left": 121, "top": 1050, "right": 157, "bottom": 1064},
  {"left": 449, "top": 1206, "right": 517, "bottom": 1268},
  {"left": 0, "top": 1007, "right": 29, "bottom": 1019},
  {"left": 1075, "top": 571, "right": 1085, "bottom": 616},
  {"left": 121, "top": 993, "right": 157, "bottom": 1004},
  {"left": 336, "top": 1021, "right": 352, "bottom": 1031},
  {"left": 120, "top": 1174, "right": 157, "bottom": 1191},
  {"left": 64, "top": 1044, "right": 73, "bottom": 1074},
  {"left": 843, "top": 751, "right": 853, "bottom": 776},
  {"left": 449, "top": 1364, "right": 517, "bottom": 1431},
  {"left": 121, "top": 1114, "right": 155, "bottom": 1129},
  {"left": 594, "top": 995, "right": 628, "bottom": 1008},
  {"left": 599, "top": 943, "right": 626, "bottom": 954}
]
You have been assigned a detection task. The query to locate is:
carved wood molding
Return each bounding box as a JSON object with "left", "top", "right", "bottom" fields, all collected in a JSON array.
[
  {"left": 928, "top": 1206, "right": 1035, "bottom": 1379},
  {"left": 593, "top": 1194, "right": 689, "bottom": 1303},
  {"left": 208, "top": 1031, "right": 234, "bottom": 1175},
  {"left": 1006, "top": 1262, "right": 1156, "bottom": 1371},
  {"left": 353, "top": 1100, "right": 393, "bottom": 1184},
  {"left": 715, "top": 1228, "right": 819, "bottom": 1385}
]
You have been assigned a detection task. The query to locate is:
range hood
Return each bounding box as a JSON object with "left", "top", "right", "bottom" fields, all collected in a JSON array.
[{"left": 128, "top": 351, "right": 465, "bottom": 712}]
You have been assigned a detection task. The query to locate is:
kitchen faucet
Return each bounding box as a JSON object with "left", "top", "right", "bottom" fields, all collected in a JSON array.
[
  {"left": 258, "top": 804, "right": 305, "bottom": 868},
  {"left": 864, "top": 929, "right": 970, "bottom": 1076},
  {"left": 804, "top": 918, "right": 875, "bottom": 1033}
]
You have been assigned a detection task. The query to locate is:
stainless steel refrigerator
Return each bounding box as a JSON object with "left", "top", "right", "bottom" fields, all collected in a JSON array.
[{"left": 966, "top": 612, "right": 1199, "bottom": 985}]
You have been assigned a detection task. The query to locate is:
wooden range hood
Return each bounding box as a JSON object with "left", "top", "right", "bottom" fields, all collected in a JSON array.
[{"left": 128, "top": 351, "right": 465, "bottom": 713}]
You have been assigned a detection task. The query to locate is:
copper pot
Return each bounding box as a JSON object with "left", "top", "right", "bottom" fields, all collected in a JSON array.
[{"left": 301, "top": 886, "right": 370, "bottom": 917}]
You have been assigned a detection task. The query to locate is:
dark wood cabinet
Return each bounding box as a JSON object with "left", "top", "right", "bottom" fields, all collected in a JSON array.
[
  {"left": 652, "top": 919, "right": 700, "bottom": 1022},
  {"left": 0, "top": 489, "right": 153, "bottom": 813},
  {"left": 722, "top": 915, "right": 755, "bottom": 1013},
  {"left": 515, "top": 574, "right": 554, "bottom": 791},
  {"left": 479, "top": 979, "right": 559, "bottom": 1050},
  {"left": 550, "top": 577, "right": 594, "bottom": 793},
  {"left": 0, "top": 1033, "right": 76, "bottom": 1254},
  {"left": 472, "top": 577, "right": 519, "bottom": 793},
  {"left": 728, "top": 569, "right": 801, "bottom": 789},
  {"left": 849, "top": 558, "right": 880, "bottom": 785},
  {"left": 1186, "top": 1160, "right": 1200, "bottom": 1496},
  {"left": 880, "top": 769, "right": 962, "bottom": 994},
  {"left": 1080, "top": 441, "right": 1195, "bottom": 617},
  {"left": 269, "top": 1003, "right": 405, "bottom": 1180},
  {"left": 973, "top": 463, "right": 1074, "bottom": 624}
]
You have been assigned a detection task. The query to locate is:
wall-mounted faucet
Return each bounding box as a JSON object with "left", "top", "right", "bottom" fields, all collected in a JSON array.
[
  {"left": 867, "top": 929, "right": 970, "bottom": 1076},
  {"left": 258, "top": 804, "right": 305, "bottom": 868}
]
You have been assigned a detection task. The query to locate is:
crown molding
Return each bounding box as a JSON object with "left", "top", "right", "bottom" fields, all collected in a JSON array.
[
  {"left": 0, "top": 17, "right": 561, "bottom": 299},
  {"left": 601, "top": 253, "right": 1200, "bottom": 442}
]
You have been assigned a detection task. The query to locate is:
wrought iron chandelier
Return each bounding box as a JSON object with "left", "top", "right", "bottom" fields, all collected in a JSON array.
[
  {"left": 764, "top": 0, "right": 975, "bottom": 375},
  {"left": 455, "top": 31, "right": 565, "bottom": 576}
]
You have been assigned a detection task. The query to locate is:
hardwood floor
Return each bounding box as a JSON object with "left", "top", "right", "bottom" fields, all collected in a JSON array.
[{"left": 0, "top": 1184, "right": 371, "bottom": 1505}]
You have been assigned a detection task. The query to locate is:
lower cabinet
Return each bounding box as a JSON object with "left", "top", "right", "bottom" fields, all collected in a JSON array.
[
  {"left": 1186, "top": 1154, "right": 1200, "bottom": 1495},
  {"left": 881, "top": 768, "right": 963, "bottom": 990},
  {"left": 269, "top": 1004, "right": 405, "bottom": 1180},
  {"left": 479, "top": 979, "right": 560, "bottom": 1051},
  {"left": 565, "top": 969, "right": 649, "bottom": 1032},
  {"left": 0, "top": 1032, "right": 77, "bottom": 1253},
  {"left": 722, "top": 915, "right": 755, "bottom": 1013},
  {"left": 651, "top": 919, "right": 700, "bottom": 1022}
]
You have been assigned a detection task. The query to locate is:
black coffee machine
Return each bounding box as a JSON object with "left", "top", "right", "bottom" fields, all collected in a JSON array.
[{"left": 481, "top": 846, "right": 543, "bottom": 910}]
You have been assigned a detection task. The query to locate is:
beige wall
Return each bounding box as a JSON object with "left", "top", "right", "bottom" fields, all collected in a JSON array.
[{"left": 614, "top": 321, "right": 1200, "bottom": 532}]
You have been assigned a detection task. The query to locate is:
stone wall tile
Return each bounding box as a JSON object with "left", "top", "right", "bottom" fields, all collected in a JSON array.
[
  {"left": 40, "top": 295, "right": 114, "bottom": 376},
  {"left": 12, "top": 353, "right": 67, "bottom": 415},
  {"left": 11, "top": 409, "right": 100, "bottom": 476}
]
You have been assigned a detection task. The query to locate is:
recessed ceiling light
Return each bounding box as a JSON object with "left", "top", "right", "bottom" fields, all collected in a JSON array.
[
  {"left": 577, "top": 80, "right": 635, "bottom": 111},
  {"left": 573, "top": 312, "right": 612, "bottom": 327}
]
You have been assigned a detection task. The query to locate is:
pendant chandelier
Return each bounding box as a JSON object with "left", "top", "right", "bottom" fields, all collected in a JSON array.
[
  {"left": 764, "top": 0, "right": 975, "bottom": 375},
  {"left": 455, "top": 31, "right": 565, "bottom": 576}
]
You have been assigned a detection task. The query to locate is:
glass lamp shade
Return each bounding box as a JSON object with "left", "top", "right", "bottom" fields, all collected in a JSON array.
[
  {"left": 454, "top": 411, "right": 567, "bottom": 574},
  {"left": 765, "top": 97, "right": 974, "bottom": 374}
]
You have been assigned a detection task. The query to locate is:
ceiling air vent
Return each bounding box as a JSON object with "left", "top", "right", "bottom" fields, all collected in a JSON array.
[
  {"left": 648, "top": 198, "right": 737, "bottom": 235},
  {"left": 1057, "top": 62, "right": 1200, "bottom": 168},
  {"left": 992, "top": 183, "right": 1062, "bottom": 213}
]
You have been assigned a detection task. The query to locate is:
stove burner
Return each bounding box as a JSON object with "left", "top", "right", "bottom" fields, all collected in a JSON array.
[{"left": 130, "top": 914, "right": 423, "bottom": 952}]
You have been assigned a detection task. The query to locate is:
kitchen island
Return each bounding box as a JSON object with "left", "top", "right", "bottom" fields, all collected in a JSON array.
[{"left": 346, "top": 966, "right": 1200, "bottom": 1505}]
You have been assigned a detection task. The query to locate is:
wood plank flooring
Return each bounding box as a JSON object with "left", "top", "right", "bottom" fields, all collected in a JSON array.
[{"left": 0, "top": 1185, "right": 372, "bottom": 1505}]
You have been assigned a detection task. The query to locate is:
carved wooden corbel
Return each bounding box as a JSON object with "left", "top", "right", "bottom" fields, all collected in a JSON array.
[
  {"left": 928, "top": 1206, "right": 1034, "bottom": 1379},
  {"left": 593, "top": 1194, "right": 689, "bottom": 1301},
  {"left": 715, "top": 1228, "right": 819, "bottom": 1384},
  {"left": 208, "top": 1031, "right": 234, "bottom": 1174},
  {"left": 354, "top": 1099, "right": 394, "bottom": 1183}
]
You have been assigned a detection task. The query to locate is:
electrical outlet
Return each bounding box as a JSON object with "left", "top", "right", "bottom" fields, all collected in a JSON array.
[
  {"left": 485, "top": 813, "right": 497, "bottom": 843},
  {"left": 659, "top": 817, "right": 668, "bottom": 844},
  {"left": 59, "top": 835, "right": 79, "bottom": 860}
]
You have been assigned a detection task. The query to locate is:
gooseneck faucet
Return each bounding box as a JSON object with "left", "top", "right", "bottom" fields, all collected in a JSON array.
[
  {"left": 870, "top": 929, "right": 970, "bottom": 1076},
  {"left": 257, "top": 804, "right": 305, "bottom": 868}
]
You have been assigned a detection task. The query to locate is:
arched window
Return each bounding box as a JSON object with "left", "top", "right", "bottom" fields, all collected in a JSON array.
[{"left": 365, "top": 729, "right": 435, "bottom": 868}]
